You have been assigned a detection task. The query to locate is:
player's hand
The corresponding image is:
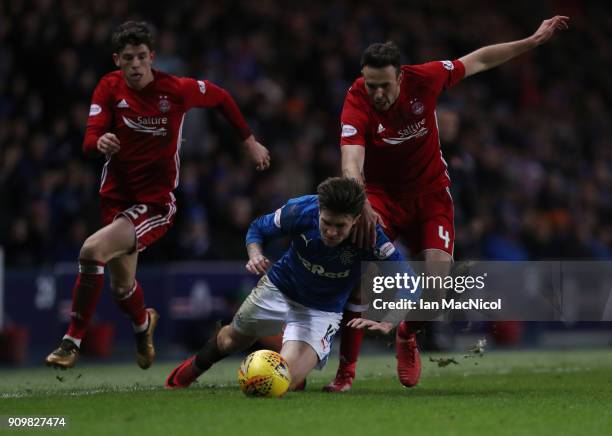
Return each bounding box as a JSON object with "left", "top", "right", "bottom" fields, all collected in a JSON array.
[
  {"left": 244, "top": 135, "right": 271, "bottom": 171},
  {"left": 97, "top": 133, "right": 121, "bottom": 155},
  {"left": 347, "top": 318, "right": 394, "bottom": 335},
  {"left": 246, "top": 254, "right": 271, "bottom": 275},
  {"left": 530, "top": 15, "right": 569, "bottom": 46},
  {"left": 351, "top": 199, "right": 384, "bottom": 249}
]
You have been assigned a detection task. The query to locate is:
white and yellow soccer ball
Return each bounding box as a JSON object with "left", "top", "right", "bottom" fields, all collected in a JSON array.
[{"left": 238, "top": 350, "right": 291, "bottom": 398}]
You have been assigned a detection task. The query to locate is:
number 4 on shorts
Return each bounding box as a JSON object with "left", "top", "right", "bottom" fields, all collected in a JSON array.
[{"left": 438, "top": 225, "right": 450, "bottom": 249}]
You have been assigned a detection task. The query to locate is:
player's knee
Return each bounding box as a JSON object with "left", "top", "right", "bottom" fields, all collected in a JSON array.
[
  {"left": 422, "top": 249, "right": 452, "bottom": 263},
  {"left": 218, "top": 325, "right": 254, "bottom": 353},
  {"left": 79, "top": 236, "right": 104, "bottom": 261},
  {"left": 216, "top": 326, "right": 238, "bottom": 353}
]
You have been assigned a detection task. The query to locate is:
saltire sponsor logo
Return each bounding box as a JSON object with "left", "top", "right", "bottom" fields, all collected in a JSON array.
[
  {"left": 381, "top": 130, "right": 428, "bottom": 144},
  {"left": 122, "top": 115, "right": 168, "bottom": 136},
  {"left": 381, "top": 118, "right": 428, "bottom": 145}
]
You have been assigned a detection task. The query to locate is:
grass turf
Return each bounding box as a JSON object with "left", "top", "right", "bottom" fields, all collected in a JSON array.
[{"left": 1, "top": 350, "right": 612, "bottom": 435}]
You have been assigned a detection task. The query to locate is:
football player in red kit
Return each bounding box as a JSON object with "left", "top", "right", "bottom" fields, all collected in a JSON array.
[
  {"left": 325, "top": 15, "right": 569, "bottom": 391},
  {"left": 45, "top": 21, "right": 270, "bottom": 369}
]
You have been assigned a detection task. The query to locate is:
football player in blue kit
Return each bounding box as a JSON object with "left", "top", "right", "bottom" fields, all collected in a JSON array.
[{"left": 166, "top": 177, "right": 414, "bottom": 390}]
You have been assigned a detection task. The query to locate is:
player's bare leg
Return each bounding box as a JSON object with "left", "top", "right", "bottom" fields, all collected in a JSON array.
[
  {"left": 108, "top": 251, "right": 159, "bottom": 369},
  {"left": 396, "top": 249, "right": 452, "bottom": 387},
  {"left": 256, "top": 331, "right": 309, "bottom": 390},
  {"left": 280, "top": 340, "right": 318, "bottom": 391},
  {"left": 166, "top": 325, "right": 256, "bottom": 389},
  {"left": 45, "top": 217, "right": 136, "bottom": 369}
]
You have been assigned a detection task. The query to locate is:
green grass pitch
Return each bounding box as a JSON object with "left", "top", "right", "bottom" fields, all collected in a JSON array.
[{"left": 1, "top": 350, "right": 611, "bottom": 435}]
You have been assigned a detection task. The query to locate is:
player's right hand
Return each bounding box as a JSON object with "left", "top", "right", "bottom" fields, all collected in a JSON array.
[
  {"left": 246, "top": 254, "right": 271, "bottom": 275},
  {"left": 530, "top": 15, "right": 570, "bottom": 47},
  {"left": 347, "top": 318, "right": 394, "bottom": 335},
  {"left": 97, "top": 133, "right": 120, "bottom": 155},
  {"left": 243, "top": 135, "right": 271, "bottom": 171},
  {"left": 351, "top": 200, "right": 384, "bottom": 249}
]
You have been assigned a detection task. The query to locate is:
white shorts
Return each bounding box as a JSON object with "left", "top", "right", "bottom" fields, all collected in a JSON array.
[{"left": 231, "top": 275, "right": 342, "bottom": 369}]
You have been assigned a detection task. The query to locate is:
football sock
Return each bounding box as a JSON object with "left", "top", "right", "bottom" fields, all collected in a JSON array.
[
  {"left": 194, "top": 329, "right": 228, "bottom": 372},
  {"left": 399, "top": 321, "right": 427, "bottom": 337},
  {"left": 114, "top": 281, "right": 148, "bottom": 332},
  {"left": 337, "top": 309, "right": 365, "bottom": 378},
  {"left": 64, "top": 259, "right": 106, "bottom": 347}
]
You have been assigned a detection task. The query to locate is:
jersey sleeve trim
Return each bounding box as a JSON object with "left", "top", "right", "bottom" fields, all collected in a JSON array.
[{"left": 273, "top": 207, "right": 282, "bottom": 228}]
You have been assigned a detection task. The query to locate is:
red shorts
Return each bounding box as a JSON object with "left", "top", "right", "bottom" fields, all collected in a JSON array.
[
  {"left": 100, "top": 198, "right": 177, "bottom": 252},
  {"left": 367, "top": 187, "right": 455, "bottom": 257}
]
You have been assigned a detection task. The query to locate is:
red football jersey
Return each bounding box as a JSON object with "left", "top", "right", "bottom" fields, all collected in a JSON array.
[
  {"left": 83, "top": 69, "right": 251, "bottom": 204},
  {"left": 340, "top": 60, "right": 465, "bottom": 195}
]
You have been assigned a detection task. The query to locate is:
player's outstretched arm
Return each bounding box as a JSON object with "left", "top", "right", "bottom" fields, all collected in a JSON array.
[
  {"left": 243, "top": 135, "right": 270, "bottom": 171},
  {"left": 459, "top": 15, "right": 569, "bottom": 78},
  {"left": 184, "top": 78, "right": 271, "bottom": 171}
]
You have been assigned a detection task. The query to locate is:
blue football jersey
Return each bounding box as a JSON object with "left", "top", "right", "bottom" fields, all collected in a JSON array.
[{"left": 246, "top": 195, "right": 406, "bottom": 312}]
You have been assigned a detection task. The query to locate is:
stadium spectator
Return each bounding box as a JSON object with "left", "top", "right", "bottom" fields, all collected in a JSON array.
[{"left": 0, "top": 1, "right": 608, "bottom": 267}]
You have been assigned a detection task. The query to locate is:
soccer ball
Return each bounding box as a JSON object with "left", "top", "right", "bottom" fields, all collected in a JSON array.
[{"left": 238, "top": 350, "right": 291, "bottom": 397}]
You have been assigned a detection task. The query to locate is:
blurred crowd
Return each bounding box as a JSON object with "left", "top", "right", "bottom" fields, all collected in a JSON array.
[{"left": 1, "top": 0, "right": 611, "bottom": 267}]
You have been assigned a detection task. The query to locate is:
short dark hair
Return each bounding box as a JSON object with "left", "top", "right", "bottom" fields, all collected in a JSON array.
[
  {"left": 317, "top": 177, "right": 365, "bottom": 217},
  {"left": 111, "top": 21, "right": 155, "bottom": 53},
  {"left": 360, "top": 41, "right": 401, "bottom": 74}
]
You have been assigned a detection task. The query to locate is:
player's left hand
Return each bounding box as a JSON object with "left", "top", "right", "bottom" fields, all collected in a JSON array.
[
  {"left": 246, "top": 253, "right": 271, "bottom": 275},
  {"left": 530, "top": 15, "right": 570, "bottom": 46},
  {"left": 244, "top": 135, "right": 271, "bottom": 171},
  {"left": 347, "top": 318, "right": 394, "bottom": 335}
]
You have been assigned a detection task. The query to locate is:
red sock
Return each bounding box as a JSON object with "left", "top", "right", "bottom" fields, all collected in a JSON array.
[
  {"left": 398, "top": 321, "right": 427, "bottom": 338},
  {"left": 337, "top": 310, "right": 364, "bottom": 378},
  {"left": 114, "top": 281, "right": 148, "bottom": 331},
  {"left": 65, "top": 259, "right": 105, "bottom": 346}
]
